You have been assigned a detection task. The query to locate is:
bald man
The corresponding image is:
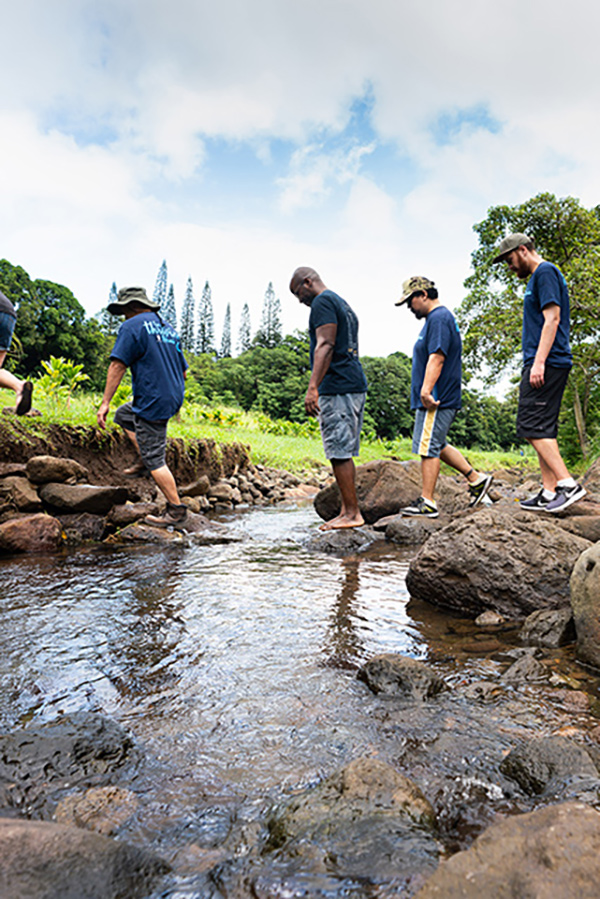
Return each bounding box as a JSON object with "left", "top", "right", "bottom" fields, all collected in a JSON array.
[{"left": 289, "top": 267, "right": 367, "bottom": 530}]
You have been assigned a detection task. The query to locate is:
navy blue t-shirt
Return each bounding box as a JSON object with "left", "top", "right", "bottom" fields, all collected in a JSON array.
[
  {"left": 522, "top": 261, "right": 572, "bottom": 368},
  {"left": 111, "top": 311, "right": 187, "bottom": 421},
  {"left": 309, "top": 290, "right": 367, "bottom": 395},
  {"left": 411, "top": 306, "right": 462, "bottom": 410}
]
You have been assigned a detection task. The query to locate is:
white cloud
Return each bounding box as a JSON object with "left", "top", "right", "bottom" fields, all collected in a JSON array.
[{"left": 2, "top": 0, "right": 600, "bottom": 373}]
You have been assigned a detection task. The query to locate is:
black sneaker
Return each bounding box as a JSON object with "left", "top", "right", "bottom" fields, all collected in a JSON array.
[
  {"left": 519, "top": 489, "right": 552, "bottom": 511},
  {"left": 545, "top": 483, "right": 586, "bottom": 514},
  {"left": 400, "top": 497, "right": 439, "bottom": 518},
  {"left": 468, "top": 474, "right": 493, "bottom": 508},
  {"left": 144, "top": 503, "right": 188, "bottom": 530}
]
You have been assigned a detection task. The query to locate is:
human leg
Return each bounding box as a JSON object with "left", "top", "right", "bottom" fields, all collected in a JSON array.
[
  {"left": 421, "top": 456, "right": 441, "bottom": 502},
  {"left": 0, "top": 325, "right": 31, "bottom": 415},
  {"left": 527, "top": 437, "right": 570, "bottom": 491},
  {"left": 318, "top": 393, "right": 366, "bottom": 529},
  {"left": 440, "top": 444, "right": 493, "bottom": 506}
]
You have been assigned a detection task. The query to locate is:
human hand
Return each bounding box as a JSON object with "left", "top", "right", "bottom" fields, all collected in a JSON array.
[
  {"left": 420, "top": 390, "right": 440, "bottom": 411},
  {"left": 97, "top": 401, "right": 109, "bottom": 429},
  {"left": 305, "top": 385, "right": 320, "bottom": 416},
  {"left": 530, "top": 361, "right": 545, "bottom": 389}
]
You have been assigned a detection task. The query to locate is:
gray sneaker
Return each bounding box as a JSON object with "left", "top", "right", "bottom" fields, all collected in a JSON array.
[
  {"left": 519, "top": 489, "right": 552, "bottom": 512},
  {"left": 144, "top": 503, "right": 188, "bottom": 530},
  {"left": 545, "top": 483, "right": 586, "bottom": 514},
  {"left": 400, "top": 497, "right": 439, "bottom": 518}
]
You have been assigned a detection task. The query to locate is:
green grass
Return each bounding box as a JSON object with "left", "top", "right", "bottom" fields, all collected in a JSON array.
[{"left": 0, "top": 387, "right": 538, "bottom": 475}]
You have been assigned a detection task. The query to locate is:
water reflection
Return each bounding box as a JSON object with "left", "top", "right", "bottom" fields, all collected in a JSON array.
[{"left": 324, "top": 557, "right": 365, "bottom": 669}]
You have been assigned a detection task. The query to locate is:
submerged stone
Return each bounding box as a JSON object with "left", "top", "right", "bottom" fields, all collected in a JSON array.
[{"left": 358, "top": 654, "right": 448, "bottom": 700}]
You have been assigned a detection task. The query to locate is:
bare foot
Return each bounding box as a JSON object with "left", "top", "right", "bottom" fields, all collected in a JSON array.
[{"left": 319, "top": 513, "right": 365, "bottom": 531}]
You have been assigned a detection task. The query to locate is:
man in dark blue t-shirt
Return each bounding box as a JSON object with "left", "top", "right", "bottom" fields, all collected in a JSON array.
[
  {"left": 290, "top": 266, "right": 367, "bottom": 530},
  {"left": 97, "top": 286, "right": 189, "bottom": 529},
  {"left": 492, "top": 233, "right": 585, "bottom": 513},
  {"left": 396, "top": 276, "right": 492, "bottom": 518}
]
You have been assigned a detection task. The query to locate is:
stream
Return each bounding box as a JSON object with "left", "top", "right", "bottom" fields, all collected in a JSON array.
[{"left": 1, "top": 501, "right": 600, "bottom": 896}]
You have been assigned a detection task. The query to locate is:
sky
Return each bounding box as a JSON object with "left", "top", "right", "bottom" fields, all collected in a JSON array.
[{"left": 2, "top": 0, "right": 600, "bottom": 365}]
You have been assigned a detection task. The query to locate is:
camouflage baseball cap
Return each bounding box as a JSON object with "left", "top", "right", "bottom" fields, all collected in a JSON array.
[
  {"left": 395, "top": 276, "right": 435, "bottom": 306},
  {"left": 107, "top": 286, "right": 160, "bottom": 315},
  {"left": 491, "top": 233, "right": 532, "bottom": 263}
]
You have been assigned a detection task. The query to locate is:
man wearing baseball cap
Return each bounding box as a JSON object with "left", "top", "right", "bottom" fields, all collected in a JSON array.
[
  {"left": 492, "top": 234, "right": 585, "bottom": 513},
  {"left": 97, "top": 285, "right": 189, "bottom": 529},
  {"left": 395, "top": 276, "right": 492, "bottom": 517}
]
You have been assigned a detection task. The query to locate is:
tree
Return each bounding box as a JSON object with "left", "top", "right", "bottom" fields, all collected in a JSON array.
[
  {"left": 153, "top": 260, "right": 168, "bottom": 308},
  {"left": 180, "top": 277, "right": 196, "bottom": 354},
  {"left": 254, "top": 281, "right": 282, "bottom": 348},
  {"left": 361, "top": 353, "right": 413, "bottom": 439},
  {"left": 196, "top": 281, "right": 215, "bottom": 355},
  {"left": 456, "top": 193, "right": 600, "bottom": 459},
  {"left": 237, "top": 303, "right": 251, "bottom": 354},
  {"left": 162, "top": 283, "right": 177, "bottom": 329},
  {"left": 98, "top": 282, "right": 120, "bottom": 337},
  {"left": 220, "top": 303, "right": 232, "bottom": 358},
  {"left": 0, "top": 259, "right": 109, "bottom": 388}
]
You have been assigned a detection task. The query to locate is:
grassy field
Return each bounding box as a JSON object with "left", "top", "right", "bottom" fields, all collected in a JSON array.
[{"left": 0, "top": 387, "right": 538, "bottom": 476}]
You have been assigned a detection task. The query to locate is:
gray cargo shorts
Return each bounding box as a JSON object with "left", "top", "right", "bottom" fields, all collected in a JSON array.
[
  {"left": 114, "top": 402, "right": 168, "bottom": 471},
  {"left": 318, "top": 392, "right": 366, "bottom": 460}
]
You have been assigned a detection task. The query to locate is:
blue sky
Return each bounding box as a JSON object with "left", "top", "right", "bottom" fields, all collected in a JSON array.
[{"left": 1, "top": 0, "right": 600, "bottom": 370}]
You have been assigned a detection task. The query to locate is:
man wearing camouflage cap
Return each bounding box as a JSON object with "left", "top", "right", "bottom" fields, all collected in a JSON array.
[
  {"left": 395, "top": 276, "right": 492, "bottom": 517},
  {"left": 492, "top": 234, "right": 585, "bottom": 513},
  {"left": 97, "top": 285, "right": 190, "bottom": 529}
]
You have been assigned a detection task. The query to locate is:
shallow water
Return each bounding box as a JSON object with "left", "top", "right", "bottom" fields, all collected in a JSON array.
[{"left": 1, "top": 501, "right": 600, "bottom": 896}]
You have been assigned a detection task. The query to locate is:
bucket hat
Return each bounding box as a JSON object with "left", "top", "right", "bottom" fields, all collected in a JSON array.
[{"left": 107, "top": 286, "right": 160, "bottom": 315}]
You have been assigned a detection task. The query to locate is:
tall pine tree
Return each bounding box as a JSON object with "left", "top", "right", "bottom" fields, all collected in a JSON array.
[
  {"left": 153, "top": 260, "right": 168, "bottom": 308},
  {"left": 180, "top": 277, "right": 196, "bottom": 353},
  {"left": 255, "top": 281, "right": 283, "bottom": 348},
  {"left": 196, "top": 281, "right": 215, "bottom": 354},
  {"left": 237, "top": 303, "right": 252, "bottom": 354},
  {"left": 162, "top": 283, "right": 177, "bottom": 329},
  {"left": 220, "top": 303, "right": 232, "bottom": 358},
  {"left": 98, "top": 282, "right": 120, "bottom": 336}
]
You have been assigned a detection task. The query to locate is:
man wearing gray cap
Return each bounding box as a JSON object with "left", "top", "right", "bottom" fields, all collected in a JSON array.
[
  {"left": 97, "top": 286, "right": 189, "bottom": 529},
  {"left": 395, "top": 276, "right": 492, "bottom": 517},
  {"left": 492, "top": 234, "right": 585, "bottom": 513}
]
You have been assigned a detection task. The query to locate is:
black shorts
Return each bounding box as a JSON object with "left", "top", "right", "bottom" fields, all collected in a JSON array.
[
  {"left": 516, "top": 365, "right": 570, "bottom": 440},
  {"left": 114, "top": 402, "right": 168, "bottom": 470}
]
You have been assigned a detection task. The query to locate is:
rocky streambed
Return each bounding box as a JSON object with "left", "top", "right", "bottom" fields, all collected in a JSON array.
[{"left": 3, "top": 424, "right": 600, "bottom": 897}]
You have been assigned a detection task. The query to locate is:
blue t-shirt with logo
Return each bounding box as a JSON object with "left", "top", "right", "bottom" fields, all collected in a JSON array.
[
  {"left": 111, "top": 311, "right": 187, "bottom": 421},
  {"left": 411, "top": 306, "right": 462, "bottom": 410},
  {"left": 522, "top": 261, "right": 572, "bottom": 369},
  {"left": 309, "top": 289, "right": 367, "bottom": 395}
]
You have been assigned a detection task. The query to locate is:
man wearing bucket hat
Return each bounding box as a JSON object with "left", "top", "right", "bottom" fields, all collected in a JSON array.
[
  {"left": 97, "top": 285, "right": 189, "bottom": 529},
  {"left": 395, "top": 276, "right": 492, "bottom": 518},
  {"left": 492, "top": 233, "right": 585, "bottom": 513}
]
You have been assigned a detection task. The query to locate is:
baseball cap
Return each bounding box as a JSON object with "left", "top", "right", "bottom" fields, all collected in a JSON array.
[
  {"left": 395, "top": 276, "right": 435, "bottom": 306},
  {"left": 491, "top": 233, "right": 532, "bottom": 264},
  {"left": 107, "top": 286, "right": 160, "bottom": 315}
]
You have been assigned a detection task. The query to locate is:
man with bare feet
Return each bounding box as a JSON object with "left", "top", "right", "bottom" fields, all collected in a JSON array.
[
  {"left": 492, "top": 233, "right": 585, "bottom": 513},
  {"left": 0, "top": 289, "right": 33, "bottom": 415},
  {"left": 396, "top": 276, "right": 493, "bottom": 518},
  {"left": 289, "top": 267, "right": 367, "bottom": 530},
  {"left": 97, "top": 286, "right": 189, "bottom": 530}
]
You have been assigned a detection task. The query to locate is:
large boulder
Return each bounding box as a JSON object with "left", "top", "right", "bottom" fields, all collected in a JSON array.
[
  {"left": 570, "top": 542, "right": 600, "bottom": 669},
  {"left": 0, "top": 513, "right": 63, "bottom": 554},
  {"left": 0, "top": 818, "right": 168, "bottom": 899},
  {"left": 415, "top": 802, "right": 600, "bottom": 898},
  {"left": 39, "top": 482, "right": 128, "bottom": 514},
  {"left": 264, "top": 757, "right": 438, "bottom": 882},
  {"left": 499, "top": 736, "right": 599, "bottom": 797},
  {"left": 0, "top": 475, "right": 43, "bottom": 511},
  {"left": 314, "top": 459, "right": 465, "bottom": 525},
  {"left": 406, "top": 506, "right": 591, "bottom": 618},
  {"left": 26, "top": 455, "right": 89, "bottom": 484}
]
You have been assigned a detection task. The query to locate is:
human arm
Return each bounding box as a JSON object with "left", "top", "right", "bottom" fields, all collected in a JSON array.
[
  {"left": 97, "top": 359, "right": 128, "bottom": 428},
  {"left": 305, "top": 322, "right": 337, "bottom": 416},
  {"left": 420, "top": 352, "right": 445, "bottom": 410},
  {"left": 530, "top": 303, "right": 560, "bottom": 388}
]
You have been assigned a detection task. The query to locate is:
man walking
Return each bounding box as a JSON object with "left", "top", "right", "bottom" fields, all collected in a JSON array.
[
  {"left": 97, "top": 286, "right": 189, "bottom": 529},
  {"left": 396, "top": 276, "right": 492, "bottom": 517},
  {"left": 289, "top": 267, "right": 367, "bottom": 530},
  {"left": 492, "top": 233, "right": 585, "bottom": 513}
]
